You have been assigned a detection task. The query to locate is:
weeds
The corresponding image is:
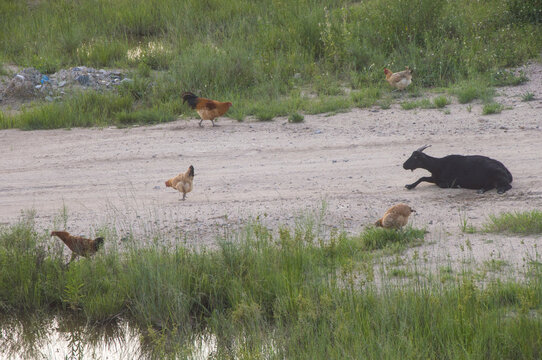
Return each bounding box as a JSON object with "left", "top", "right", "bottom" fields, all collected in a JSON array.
[
  {"left": 490, "top": 69, "right": 529, "bottom": 86},
  {"left": 451, "top": 81, "right": 495, "bottom": 104},
  {"left": 483, "top": 210, "right": 542, "bottom": 235},
  {"left": 483, "top": 259, "right": 509, "bottom": 272},
  {"left": 288, "top": 112, "right": 304, "bottom": 123},
  {"left": 433, "top": 95, "right": 450, "bottom": 108},
  {"left": 357, "top": 226, "right": 426, "bottom": 251},
  {"left": 522, "top": 92, "right": 535, "bottom": 101},
  {"left": 401, "top": 98, "right": 434, "bottom": 110},
  {"left": 482, "top": 102, "right": 504, "bottom": 115},
  {"left": 459, "top": 210, "right": 476, "bottom": 234}
]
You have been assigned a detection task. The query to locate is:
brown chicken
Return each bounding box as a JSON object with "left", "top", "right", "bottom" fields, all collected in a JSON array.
[
  {"left": 165, "top": 165, "right": 194, "bottom": 200},
  {"left": 51, "top": 231, "right": 104, "bottom": 263},
  {"left": 182, "top": 91, "right": 232, "bottom": 127},
  {"left": 375, "top": 203, "right": 416, "bottom": 229},
  {"left": 384, "top": 66, "right": 412, "bottom": 91}
]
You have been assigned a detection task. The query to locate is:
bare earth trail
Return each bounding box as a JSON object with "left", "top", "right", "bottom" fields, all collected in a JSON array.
[{"left": 1, "top": 62, "right": 542, "bottom": 272}]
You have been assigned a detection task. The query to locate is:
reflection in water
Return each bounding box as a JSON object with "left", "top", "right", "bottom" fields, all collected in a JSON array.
[{"left": 0, "top": 315, "right": 216, "bottom": 359}]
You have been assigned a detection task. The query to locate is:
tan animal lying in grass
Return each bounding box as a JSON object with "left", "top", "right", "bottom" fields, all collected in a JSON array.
[
  {"left": 165, "top": 165, "right": 194, "bottom": 200},
  {"left": 375, "top": 203, "right": 416, "bottom": 229}
]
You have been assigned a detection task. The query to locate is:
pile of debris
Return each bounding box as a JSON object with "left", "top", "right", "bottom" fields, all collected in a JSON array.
[{"left": 1, "top": 66, "right": 132, "bottom": 103}]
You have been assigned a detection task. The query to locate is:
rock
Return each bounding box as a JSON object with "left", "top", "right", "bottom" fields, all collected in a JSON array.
[
  {"left": 58, "top": 81, "right": 66, "bottom": 87},
  {"left": 120, "top": 78, "right": 133, "bottom": 84},
  {"left": 45, "top": 96, "right": 53, "bottom": 102}
]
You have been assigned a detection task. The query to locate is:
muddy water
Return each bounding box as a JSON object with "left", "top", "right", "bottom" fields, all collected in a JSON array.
[{"left": 0, "top": 317, "right": 215, "bottom": 359}]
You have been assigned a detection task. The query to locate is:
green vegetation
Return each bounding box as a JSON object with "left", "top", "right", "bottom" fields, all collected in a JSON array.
[
  {"left": 482, "top": 102, "right": 505, "bottom": 115},
  {"left": 350, "top": 87, "right": 382, "bottom": 108},
  {"left": 401, "top": 98, "right": 434, "bottom": 110},
  {"left": 490, "top": 69, "right": 529, "bottom": 86},
  {"left": 433, "top": 95, "right": 451, "bottom": 108},
  {"left": 522, "top": 92, "right": 535, "bottom": 101},
  {"left": 288, "top": 112, "right": 304, "bottom": 123},
  {"left": 2, "top": 213, "right": 542, "bottom": 358},
  {"left": 357, "top": 226, "right": 426, "bottom": 251},
  {"left": 483, "top": 259, "right": 509, "bottom": 272},
  {"left": 451, "top": 81, "right": 495, "bottom": 104},
  {"left": 483, "top": 210, "right": 542, "bottom": 235},
  {"left": 459, "top": 211, "right": 477, "bottom": 234},
  {"left": 0, "top": 0, "right": 541, "bottom": 129},
  {"left": 400, "top": 95, "right": 451, "bottom": 110}
]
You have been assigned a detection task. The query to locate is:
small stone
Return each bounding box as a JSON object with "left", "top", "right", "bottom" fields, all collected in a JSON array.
[
  {"left": 120, "top": 78, "right": 133, "bottom": 84},
  {"left": 45, "top": 96, "right": 53, "bottom": 102},
  {"left": 35, "top": 84, "right": 42, "bottom": 89},
  {"left": 314, "top": 129, "right": 322, "bottom": 134},
  {"left": 58, "top": 81, "right": 66, "bottom": 87},
  {"left": 153, "top": 186, "right": 160, "bottom": 190}
]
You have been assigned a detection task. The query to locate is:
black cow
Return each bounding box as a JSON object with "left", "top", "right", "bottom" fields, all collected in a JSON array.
[{"left": 403, "top": 145, "right": 513, "bottom": 194}]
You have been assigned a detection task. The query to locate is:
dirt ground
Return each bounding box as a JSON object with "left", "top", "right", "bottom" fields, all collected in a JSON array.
[{"left": 1, "top": 62, "right": 541, "bottom": 273}]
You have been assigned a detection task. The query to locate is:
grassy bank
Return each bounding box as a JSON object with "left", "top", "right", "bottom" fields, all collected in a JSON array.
[
  {"left": 1, "top": 213, "right": 541, "bottom": 359},
  {"left": 1, "top": 0, "right": 541, "bottom": 129}
]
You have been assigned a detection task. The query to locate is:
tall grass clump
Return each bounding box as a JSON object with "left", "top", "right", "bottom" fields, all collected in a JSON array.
[
  {"left": 451, "top": 81, "right": 495, "bottom": 104},
  {"left": 1, "top": 213, "right": 542, "bottom": 358},
  {"left": 483, "top": 210, "right": 542, "bottom": 235},
  {"left": 3, "top": 92, "right": 133, "bottom": 130},
  {"left": 482, "top": 102, "right": 505, "bottom": 115},
  {"left": 357, "top": 226, "right": 426, "bottom": 251}
]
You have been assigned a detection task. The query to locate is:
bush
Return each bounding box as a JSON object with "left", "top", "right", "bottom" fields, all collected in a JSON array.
[
  {"left": 288, "top": 112, "right": 304, "bottom": 123},
  {"left": 433, "top": 95, "right": 450, "bottom": 108},
  {"left": 482, "top": 102, "right": 504, "bottom": 115}
]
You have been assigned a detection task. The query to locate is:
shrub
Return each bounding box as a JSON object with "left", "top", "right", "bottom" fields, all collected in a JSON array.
[
  {"left": 482, "top": 102, "right": 504, "bottom": 115},
  {"left": 433, "top": 95, "right": 450, "bottom": 108},
  {"left": 288, "top": 112, "right": 304, "bottom": 123}
]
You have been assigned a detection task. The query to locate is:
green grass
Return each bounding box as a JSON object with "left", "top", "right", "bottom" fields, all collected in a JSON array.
[
  {"left": 490, "top": 69, "right": 529, "bottom": 86},
  {"left": 483, "top": 259, "right": 509, "bottom": 272},
  {"left": 522, "top": 92, "right": 535, "bottom": 101},
  {"left": 288, "top": 112, "right": 304, "bottom": 123},
  {"left": 0, "top": 0, "right": 541, "bottom": 129},
  {"left": 433, "top": 95, "right": 451, "bottom": 108},
  {"left": 450, "top": 81, "right": 496, "bottom": 104},
  {"left": 350, "top": 87, "right": 382, "bottom": 108},
  {"left": 1, "top": 213, "right": 542, "bottom": 359},
  {"left": 0, "top": 91, "right": 134, "bottom": 130},
  {"left": 401, "top": 98, "right": 434, "bottom": 110},
  {"left": 482, "top": 102, "right": 505, "bottom": 115},
  {"left": 483, "top": 210, "right": 542, "bottom": 235},
  {"left": 357, "top": 226, "right": 426, "bottom": 251}
]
